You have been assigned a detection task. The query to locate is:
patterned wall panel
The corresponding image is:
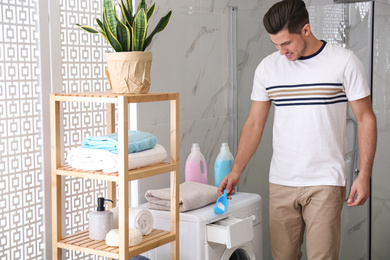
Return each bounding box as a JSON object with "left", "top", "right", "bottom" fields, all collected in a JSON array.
[
  {"left": 0, "top": 0, "right": 44, "bottom": 259},
  {"left": 59, "top": 0, "right": 113, "bottom": 259}
]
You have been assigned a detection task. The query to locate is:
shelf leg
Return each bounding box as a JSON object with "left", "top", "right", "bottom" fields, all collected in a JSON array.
[
  {"left": 107, "top": 103, "right": 116, "bottom": 260},
  {"left": 170, "top": 96, "right": 180, "bottom": 259},
  {"left": 107, "top": 181, "right": 116, "bottom": 209},
  {"left": 108, "top": 179, "right": 116, "bottom": 260},
  {"left": 50, "top": 95, "right": 62, "bottom": 259},
  {"left": 118, "top": 96, "right": 130, "bottom": 260},
  {"left": 106, "top": 103, "right": 117, "bottom": 209},
  {"left": 106, "top": 103, "right": 115, "bottom": 135},
  {"left": 170, "top": 169, "right": 180, "bottom": 260},
  {"left": 52, "top": 176, "right": 62, "bottom": 260}
]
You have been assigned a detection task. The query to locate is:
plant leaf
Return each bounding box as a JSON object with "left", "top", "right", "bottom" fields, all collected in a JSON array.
[
  {"left": 115, "top": 12, "right": 131, "bottom": 51},
  {"left": 143, "top": 10, "right": 172, "bottom": 50},
  {"left": 103, "top": 0, "right": 117, "bottom": 37},
  {"left": 103, "top": 8, "right": 122, "bottom": 52},
  {"left": 75, "top": 24, "right": 99, "bottom": 33},
  {"left": 120, "top": 0, "right": 134, "bottom": 27},
  {"left": 147, "top": 3, "right": 155, "bottom": 21},
  {"left": 95, "top": 19, "right": 110, "bottom": 42},
  {"left": 126, "top": 0, "right": 133, "bottom": 16},
  {"left": 96, "top": 19, "right": 105, "bottom": 34},
  {"left": 132, "top": 8, "right": 147, "bottom": 51},
  {"left": 137, "top": 0, "right": 146, "bottom": 13},
  {"left": 76, "top": 23, "right": 109, "bottom": 43}
]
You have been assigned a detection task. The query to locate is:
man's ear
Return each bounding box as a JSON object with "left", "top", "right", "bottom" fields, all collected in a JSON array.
[{"left": 301, "top": 23, "right": 311, "bottom": 36}]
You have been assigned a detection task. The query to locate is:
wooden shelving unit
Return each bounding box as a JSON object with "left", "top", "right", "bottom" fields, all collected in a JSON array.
[{"left": 50, "top": 91, "right": 180, "bottom": 259}]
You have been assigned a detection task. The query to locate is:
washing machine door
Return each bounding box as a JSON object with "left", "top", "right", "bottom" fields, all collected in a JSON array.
[{"left": 220, "top": 241, "right": 257, "bottom": 260}]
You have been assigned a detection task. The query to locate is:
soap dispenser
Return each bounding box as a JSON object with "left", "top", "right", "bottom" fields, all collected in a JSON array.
[{"left": 89, "top": 197, "right": 114, "bottom": 240}]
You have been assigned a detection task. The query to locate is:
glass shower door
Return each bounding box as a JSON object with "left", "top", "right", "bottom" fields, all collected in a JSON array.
[
  {"left": 309, "top": 3, "right": 372, "bottom": 260},
  {"left": 371, "top": 1, "right": 390, "bottom": 259}
]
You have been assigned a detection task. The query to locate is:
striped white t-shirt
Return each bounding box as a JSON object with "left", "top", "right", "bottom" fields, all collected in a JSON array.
[{"left": 251, "top": 41, "right": 370, "bottom": 187}]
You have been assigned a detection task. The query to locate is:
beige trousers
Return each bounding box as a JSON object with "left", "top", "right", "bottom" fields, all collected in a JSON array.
[{"left": 269, "top": 183, "right": 346, "bottom": 260}]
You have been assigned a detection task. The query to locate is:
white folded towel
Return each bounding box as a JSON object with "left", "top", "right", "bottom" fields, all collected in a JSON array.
[
  {"left": 110, "top": 207, "right": 154, "bottom": 236},
  {"left": 67, "top": 144, "right": 167, "bottom": 173},
  {"left": 145, "top": 181, "right": 220, "bottom": 212}
]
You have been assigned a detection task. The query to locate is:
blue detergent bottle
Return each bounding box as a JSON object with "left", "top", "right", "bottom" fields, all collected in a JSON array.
[{"left": 214, "top": 143, "right": 236, "bottom": 194}]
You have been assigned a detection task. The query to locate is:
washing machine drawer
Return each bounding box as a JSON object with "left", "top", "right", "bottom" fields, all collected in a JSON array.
[{"left": 206, "top": 217, "right": 254, "bottom": 249}]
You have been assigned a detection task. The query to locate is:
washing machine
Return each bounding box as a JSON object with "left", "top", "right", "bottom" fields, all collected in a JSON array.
[{"left": 142, "top": 192, "right": 262, "bottom": 260}]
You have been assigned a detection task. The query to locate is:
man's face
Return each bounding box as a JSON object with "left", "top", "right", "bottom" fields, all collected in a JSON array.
[{"left": 270, "top": 27, "right": 307, "bottom": 61}]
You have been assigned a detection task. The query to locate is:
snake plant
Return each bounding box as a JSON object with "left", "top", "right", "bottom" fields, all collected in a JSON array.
[{"left": 76, "top": 0, "right": 172, "bottom": 52}]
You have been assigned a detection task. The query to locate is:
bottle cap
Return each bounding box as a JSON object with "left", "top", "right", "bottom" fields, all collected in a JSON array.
[
  {"left": 191, "top": 143, "right": 200, "bottom": 151},
  {"left": 221, "top": 142, "right": 229, "bottom": 150},
  {"left": 97, "top": 197, "right": 114, "bottom": 211}
]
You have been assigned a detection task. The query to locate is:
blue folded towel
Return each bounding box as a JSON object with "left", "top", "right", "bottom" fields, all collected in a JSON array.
[{"left": 81, "top": 131, "right": 157, "bottom": 154}]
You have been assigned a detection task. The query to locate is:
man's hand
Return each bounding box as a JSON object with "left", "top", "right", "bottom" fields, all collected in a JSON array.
[
  {"left": 217, "top": 171, "right": 242, "bottom": 199},
  {"left": 347, "top": 174, "right": 370, "bottom": 207}
]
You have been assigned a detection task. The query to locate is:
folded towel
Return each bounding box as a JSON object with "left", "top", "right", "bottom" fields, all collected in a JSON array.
[
  {"left": 110, "top": 206, "right": 154, "bottom": 236},
  {"left": 145, "top": 181, "right": 220, "bottom": 212},
  {"left": 67, "top": 144, "right": 167, "bottom": 172},
  {"left": 81, "top": 130, "right": 157, "bottom": 154}
]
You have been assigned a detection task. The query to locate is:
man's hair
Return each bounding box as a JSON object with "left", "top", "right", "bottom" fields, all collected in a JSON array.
[{"left": 263, "top": 0, "right": 309, "bottom": 35}]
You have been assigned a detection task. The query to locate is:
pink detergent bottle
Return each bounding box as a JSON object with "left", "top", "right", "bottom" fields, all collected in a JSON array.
[{"left": 185, "top": 143, "right": 208, "bottom": 184}]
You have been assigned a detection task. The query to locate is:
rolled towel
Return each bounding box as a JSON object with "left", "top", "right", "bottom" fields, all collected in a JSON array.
[
  {"left": 145, "top": 181, "right": 220, "bottom": 212},
  {"left": 129, "top": 207, "right": 154, "bottom": 235},
  {"left": 67, "top": 144, "right": 167, "bottom": 173},
  {"left": 110, "top": 207, "right": 154, "bottom": 236},
  {"left": 110, "top": 207, "right": 119, "bottom": 229},
  {"left": 81, "top": 130, "right": 157, "bottom": 154},
  {"left": 105, "top": 228, "right": 142, "bottom": 247}
]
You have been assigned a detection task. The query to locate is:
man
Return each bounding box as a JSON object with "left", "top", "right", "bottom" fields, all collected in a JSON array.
[{"left": 217, "top": 0, "right": 377, "bottom": 259}]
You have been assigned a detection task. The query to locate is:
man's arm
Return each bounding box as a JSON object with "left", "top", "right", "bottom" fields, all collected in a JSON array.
[
  {"left": 348, "top": 95, "right": 377, "bottom": 206},
  {"left": 218, "top": 100, "right": 271, "bottom": 197}
]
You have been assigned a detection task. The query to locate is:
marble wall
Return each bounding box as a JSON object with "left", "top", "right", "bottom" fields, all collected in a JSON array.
[
  {"left": 135, "top": 0, "right": 390, "bottom": 259},
  {"left": 136, "top": 0, "right": 233, "bottom": 199},
  {"left": 135, "top": 0, "right": 279, "bottom": 201},
  {"left": 135, "top": 1, "right": 276, "bottom": 257},
  {"left": 134, "top": 1, "right": 338, "bottom": 197}
]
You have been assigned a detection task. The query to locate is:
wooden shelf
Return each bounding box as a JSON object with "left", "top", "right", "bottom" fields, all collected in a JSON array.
[
  {"left": 56, "top": 162, "right": 179, "bottom": 182},
  {"left": 52, "top": 91, "right": 179, "bottom": 104},
  {"left": 51, "top": 92, "right": 180, "bottom": 259},
  {"left": 58, "top": 229, "right": 174, "bottom": 259}
]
